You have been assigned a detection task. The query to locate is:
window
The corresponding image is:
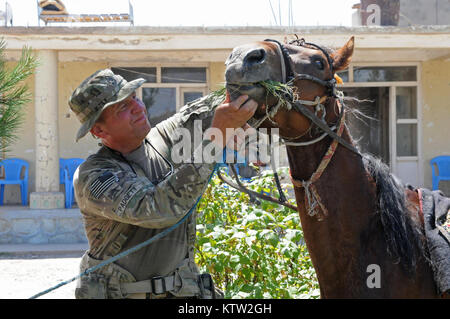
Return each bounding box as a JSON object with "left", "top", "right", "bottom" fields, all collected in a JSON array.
[
  {"left": 161, "top": 67, "right": 206, "bottom": 83},
  {"left": 396, "top": 87, "right": 418, "bottom": 156},
  {"left": 111, "top": 67, "right": 157, "bottom": 83},
  {"left": 181, "top": 89, "right": 204, "bottom": 105},
  {"left": 142, "top": 87, "right": 176, "bottom": 127},
  {"left": 353, "top": 66, "right": 416, "bottom": 82},
  {"left": 336, "top": 70, "right": 349, "bottom": 83},
  {"left": 396, "top": 87, "right": 417, "bottom": 119},
  {"left": 112, "top": 66, "right": 208, "bottom": 126},
  {"left": 343, "top": 87, "right": 390, "bottom": 164},
  {"left": 396, "top": 123, "right": 418, "bottom": 156}
]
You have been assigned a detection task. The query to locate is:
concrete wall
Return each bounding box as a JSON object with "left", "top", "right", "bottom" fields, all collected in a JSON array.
[
  {"left": 399, "top": 0, "right": 450, "bottom": 26},
  {"left": 421, "top": 58, "right": 450, "bottom": 190},
  {"left": 58, "top": 61, "right": 108, "bottom": 159},
  {"left": 0, "top": 207, "right": 86, "bottom": 244},
  {"left": 209, "top": 62, "right": 226, "bottom": 92}
]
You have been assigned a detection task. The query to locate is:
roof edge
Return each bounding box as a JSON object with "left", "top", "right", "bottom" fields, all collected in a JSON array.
[{"left": 0, "top": 25, "right": 449, "bottom": 35}]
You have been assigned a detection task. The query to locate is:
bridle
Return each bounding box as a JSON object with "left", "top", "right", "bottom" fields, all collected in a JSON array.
[
  {"left": 262, "top": 37, "right": 359, "bottom": 152},
  {"left": 219, "top": 37, "right": 362, "bottom": 218},
  {"left": 267, "top": 37, "right": 338, "bottom": 96},
  {"left": 245, "top": 38, "right": 357, "bottom": 151}
]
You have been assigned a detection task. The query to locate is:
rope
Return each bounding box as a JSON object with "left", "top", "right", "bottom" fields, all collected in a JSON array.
[
  {"left": 290, "top": 110, "right": 346, "bottom": 219},
  {"left": 29, "top": 164, "right": 220, "bottom": 299},
  {"left": 282, "top": 125, "right": 336, "bottom": 146}
]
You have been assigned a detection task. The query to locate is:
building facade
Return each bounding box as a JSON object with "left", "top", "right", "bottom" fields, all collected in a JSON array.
[{"left": 1, "top": 25, "right": 449, "bottom": 205}]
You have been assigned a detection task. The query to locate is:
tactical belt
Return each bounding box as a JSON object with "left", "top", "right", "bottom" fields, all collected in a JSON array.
[
  {"left": 120, "top": 273, "right": 215, "bottom": 298},
  {"left": 121, "top": 274, "right": 180, "bottom": 295}
]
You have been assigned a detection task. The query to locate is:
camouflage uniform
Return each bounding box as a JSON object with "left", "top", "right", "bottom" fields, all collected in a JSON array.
[{"left": 69, "top": 69, "right": 225, "bottom": 299}]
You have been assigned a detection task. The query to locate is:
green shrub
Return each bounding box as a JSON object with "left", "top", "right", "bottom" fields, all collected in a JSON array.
[{"left": 195, "top": 167, "right": 320, "bottom": 299}]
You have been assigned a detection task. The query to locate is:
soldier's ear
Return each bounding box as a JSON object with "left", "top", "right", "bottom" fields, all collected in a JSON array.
[{"left": 90, "top": 123, "right": 105, "bottom": 139}]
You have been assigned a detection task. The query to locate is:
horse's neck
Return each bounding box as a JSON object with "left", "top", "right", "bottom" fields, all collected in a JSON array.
[
  {"left": 286, "top": 126, "right": 384, "bottom": 297},
  {"left": 285, "top": 126, "right": 438, "bottom": 298},
  {"left": 286, "top": 126, "right": 376, "bottom": 219}
]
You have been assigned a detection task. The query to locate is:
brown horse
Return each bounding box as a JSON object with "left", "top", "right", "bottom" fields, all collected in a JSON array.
[{"left": 224, "top": 37, "right": 442, "bottom": 298}]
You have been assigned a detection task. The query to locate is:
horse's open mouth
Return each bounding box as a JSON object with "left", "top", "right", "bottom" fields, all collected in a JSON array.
[{"left": 226, "top": 82, "right": 265, "bottom": 102}]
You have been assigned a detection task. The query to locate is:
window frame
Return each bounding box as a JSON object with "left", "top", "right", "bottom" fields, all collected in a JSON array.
[{"left": 110, "top": 62, "right": 210, "bottom": 119}]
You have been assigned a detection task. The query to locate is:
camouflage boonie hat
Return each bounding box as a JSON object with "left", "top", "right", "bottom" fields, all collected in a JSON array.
[{"left": 69, "top": 69, "right": 146, "bottom": 142}]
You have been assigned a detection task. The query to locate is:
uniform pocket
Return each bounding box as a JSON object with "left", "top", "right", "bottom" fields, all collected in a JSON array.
[{"left": 75, "top": 273, "right": 107, "bottom": 299}]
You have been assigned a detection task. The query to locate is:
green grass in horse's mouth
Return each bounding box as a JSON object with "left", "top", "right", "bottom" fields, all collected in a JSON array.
[{"left": 213, "top": 80, "right": 296, "bottom": 108}]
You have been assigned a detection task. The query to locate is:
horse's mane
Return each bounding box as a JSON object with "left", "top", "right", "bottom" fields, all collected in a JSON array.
[
  {"left": 361, "top": 153, "right": 427, "bottom": 275},
  {"left": 342, "top": 100, "right": 427, "bottom": 275}
]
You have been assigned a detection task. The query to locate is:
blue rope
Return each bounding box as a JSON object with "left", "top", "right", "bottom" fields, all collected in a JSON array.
[{"left": 29, "top": 163, "right": 221, "bottom": 299}]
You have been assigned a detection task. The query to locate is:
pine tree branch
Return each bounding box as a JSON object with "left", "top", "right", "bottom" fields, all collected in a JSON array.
[{"left": 0, "top": 39, "right": 38, "bottom": 158}]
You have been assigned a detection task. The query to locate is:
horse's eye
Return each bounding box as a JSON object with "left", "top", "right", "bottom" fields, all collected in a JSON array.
[{"left": 314, "top": 60, "right": 324, "bottom": 70}]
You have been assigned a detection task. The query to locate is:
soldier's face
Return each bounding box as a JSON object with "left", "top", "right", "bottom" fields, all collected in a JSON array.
[{"left": 97, "top": 92, "right": 151, "bottom": 144}]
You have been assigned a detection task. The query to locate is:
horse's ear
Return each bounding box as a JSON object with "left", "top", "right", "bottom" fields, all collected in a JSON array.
[{"left": 332, "top": 36, "right": 354, "bottom": 72}]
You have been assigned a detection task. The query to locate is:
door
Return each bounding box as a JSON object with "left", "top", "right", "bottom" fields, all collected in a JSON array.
[
  {"left": 342, "top": 87, "right": 390, "bottom": 165},
  {"left": 341, "top": 85, "right": 420, "bottom": 186}
]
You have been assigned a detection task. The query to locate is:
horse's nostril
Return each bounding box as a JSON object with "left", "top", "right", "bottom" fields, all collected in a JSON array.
[{"left": 244, "top": 48, "right": 266, "bottom": 67}]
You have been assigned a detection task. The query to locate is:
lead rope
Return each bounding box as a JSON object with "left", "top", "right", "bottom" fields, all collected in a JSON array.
[{"left": 269, "top": 138, "right": 288, "bottom": 204}]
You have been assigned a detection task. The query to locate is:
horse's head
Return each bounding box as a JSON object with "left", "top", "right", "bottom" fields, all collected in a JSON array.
[{"left": 225, "top": 37, "right": 354, "bottom": 139}]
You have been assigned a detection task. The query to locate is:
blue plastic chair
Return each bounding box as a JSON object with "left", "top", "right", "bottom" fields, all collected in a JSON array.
[
  {"left": 0, "top": 158, "right": 29, "bottom": 206},
  {"left": 430, "top": 156, "right": 450, "bottom": 191},
  {"left": 60, "top": 158, "right": 84, "bottom": 208}
]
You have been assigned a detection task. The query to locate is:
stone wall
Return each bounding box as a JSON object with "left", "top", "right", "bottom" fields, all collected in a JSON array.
[{"left": 0, "top": 207, "right": 87, "bottom": 244}]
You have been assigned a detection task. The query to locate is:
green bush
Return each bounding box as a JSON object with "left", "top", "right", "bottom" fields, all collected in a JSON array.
[{"left": 195, "top": 167, "right": 320, "bottom": 299}]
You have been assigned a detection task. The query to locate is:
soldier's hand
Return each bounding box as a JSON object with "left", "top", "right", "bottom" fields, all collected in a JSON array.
[{"left": 208, "top": 92, "right": 257, "bottom": 148}]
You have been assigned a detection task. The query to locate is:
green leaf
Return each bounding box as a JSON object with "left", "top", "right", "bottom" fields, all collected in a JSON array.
[
  {"left": 230, "top": 255, "right": 240, "bottom": 263},
  {"left": 264, "top": 231, "right": 279, "bottom": 247},
  {"left": 214, "top": 263, "right": 224, "bottom": 273},
  {"left": 231, "top": 231, "right": 246, "bottom": 239},
  {"left": 194, "top": 172, "right": 319, "bottom": 299}
]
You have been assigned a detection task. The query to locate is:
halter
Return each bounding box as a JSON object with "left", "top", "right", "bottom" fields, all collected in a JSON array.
[
  {"left": 247, "top": 38, "right": 341, "bottom": 148},
  {"left": 265, "top": 38, "right": 338, "bottom": 97},
  {"left": 262, "top": 38, "right": 359, "bottom": 153},
  {"left": 260, "top": 38, "right": 361, "bottom": 218}
]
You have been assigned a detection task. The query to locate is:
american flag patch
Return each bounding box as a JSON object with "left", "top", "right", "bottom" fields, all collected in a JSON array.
[{"left": 90, "top": 171, "right": 118, "bottom": 199}]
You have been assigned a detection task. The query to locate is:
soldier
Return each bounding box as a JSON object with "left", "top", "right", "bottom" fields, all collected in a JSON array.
[{"left": 69, "top": 69, "right": 257, "bottom": 299}]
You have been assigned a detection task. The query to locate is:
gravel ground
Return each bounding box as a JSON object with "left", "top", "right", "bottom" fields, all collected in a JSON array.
[{"left": 0, "top": 255, "right": 82, "bottom": 299}]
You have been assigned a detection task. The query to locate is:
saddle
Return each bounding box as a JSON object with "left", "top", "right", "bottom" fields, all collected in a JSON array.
[{"left": 406, "top": 186, "right": 450, "bottom": 296}]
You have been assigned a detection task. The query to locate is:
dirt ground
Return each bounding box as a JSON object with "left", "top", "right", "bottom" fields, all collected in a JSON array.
[{"left": 0, "top": 255, "right": 82, "bottom": 299}]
